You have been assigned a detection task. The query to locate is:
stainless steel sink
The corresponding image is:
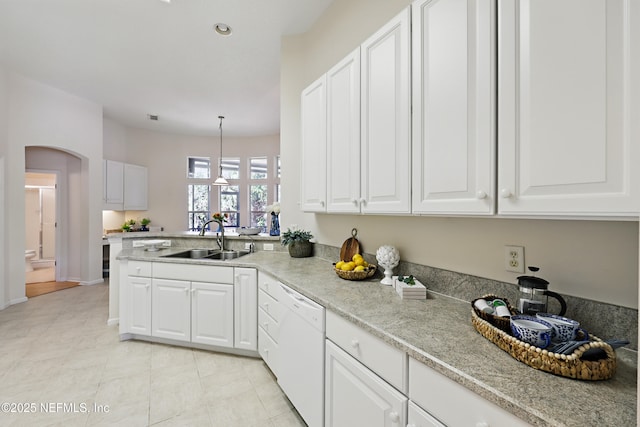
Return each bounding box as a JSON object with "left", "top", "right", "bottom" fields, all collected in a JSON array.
[
  {"left": 163, "top": 249, "right": 218, "bottom": 259},
  {"left": 162, "top": 249, "right": 250, "bottom": 261},
  {"left": 207, "top": 250, "right": 251, "bottom": 260}
]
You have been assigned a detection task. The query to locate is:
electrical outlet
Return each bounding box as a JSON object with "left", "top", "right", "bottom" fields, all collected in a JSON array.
[
  {"left": 263, "top": 243, "right": 274, "bottom": 251},
  {"left": 504, "top": 245, "right": 525, "bottom": 273}
]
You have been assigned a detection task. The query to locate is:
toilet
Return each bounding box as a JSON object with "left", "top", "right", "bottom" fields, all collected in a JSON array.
[{"left": 25, "top": 250, "right": 36, "bottom": 272}]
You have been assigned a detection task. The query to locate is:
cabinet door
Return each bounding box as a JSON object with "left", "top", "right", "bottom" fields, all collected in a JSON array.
[
  {"left": 498, "top": 0, "right": 639, "bottom": 216},
  {"left": 326, "top": 48, "right": 362, "bottom": 213},
  {"left": 360, "top": 7, "right": 412, "bottom": 214},
  {"left": 301, "top": 75, "right": 327, "bottom": 212},
  {"left": 128, "top": 276, "right": 151, "bottom": 336},
  {"left": 408, "top": 401, "right": 445, "bottom": 427},
  {"left": 191, "top": 281, "right": 234, "bottom": 348},
  {"left": 152, "top": 278, "right": 191, "bottom": 342},
  {"left": 412, "top": 0, "right": 495, "bottom": 214},
  {"left": 104, "top": 159, "right": 124, "bottom": 209},
  {"left": 325, "top": 340, "right": 407, "bottom": 427},
  {"left": 234, "top": 267, "right": 257, "bottom": 351},
  {"left": 123, "top": 163, "right": 148, "bottom": 211}
]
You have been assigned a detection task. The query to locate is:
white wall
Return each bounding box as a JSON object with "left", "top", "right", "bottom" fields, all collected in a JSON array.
[
  {"left": 280, "top": 0, "right": 639, "bottom": 308},
  {"left": 0, "top": 67, "right": 7, "bottom": 308},
  {"left": 102, "top": 125, "right": 280, "bottom": 232},
  {"left": 1, "top": 69, "right": 104, "bottom": 305}
]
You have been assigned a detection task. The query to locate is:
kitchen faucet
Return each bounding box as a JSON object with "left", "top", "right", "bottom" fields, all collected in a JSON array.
[{"left": 199, "top": 219, "right": 225, "bottom": 249}]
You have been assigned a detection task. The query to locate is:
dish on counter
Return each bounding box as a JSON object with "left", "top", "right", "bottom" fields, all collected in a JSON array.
[{"left": 237, "top": 227, "right": 261, "bottom": 235}]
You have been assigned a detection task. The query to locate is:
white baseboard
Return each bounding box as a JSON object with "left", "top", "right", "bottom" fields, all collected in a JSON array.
[
  {"left": 80, "top": 278, "right": 104, "bottom": 286},
  {"left": 107, "top": 317, "right": 119, "bottom": 326},
  {"left": 11, "top": 297, "right": 28, "bottom": 305}
]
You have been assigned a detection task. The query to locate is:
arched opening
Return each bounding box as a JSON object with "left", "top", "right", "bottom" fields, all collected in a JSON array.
[{"left": 25, "top": 146, "right": 85, "bottom": 292}]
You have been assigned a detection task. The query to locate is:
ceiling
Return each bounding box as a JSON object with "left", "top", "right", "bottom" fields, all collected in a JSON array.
[{"left": 0, "top": 0, "right": 332, "bottom": 137}]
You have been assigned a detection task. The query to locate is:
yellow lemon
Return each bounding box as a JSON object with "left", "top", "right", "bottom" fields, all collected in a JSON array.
[
  {"left": 363, "top": 261, "right": 369, "bottom": 267},
  {"left": 352, "top": 253, "right": 363, "bottom": 262},
  {"left": 341, "top": 262, "right": 355, "bottom": 271},
  {"left": 354, "top": 258, "right": 365, "bottom": 267},
  {"left": 354, "top": 265, "right": 365, "bottom": 272},
  {"left": 335, "top": 261, "right": 345, "bottom": 270}
]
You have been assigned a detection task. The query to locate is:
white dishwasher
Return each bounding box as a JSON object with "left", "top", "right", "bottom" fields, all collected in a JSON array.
[{"left": 278, "top": 283, "right": 325, "bottom": 427}]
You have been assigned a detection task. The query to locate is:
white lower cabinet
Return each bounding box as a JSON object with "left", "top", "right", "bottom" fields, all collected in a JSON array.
[
  {"left": 325, "top": 340, "right": 407, "bottom": 427},
  {"left": 257, "top": 271, "right": 283, "bottom": 376},
  {"left": 127, "top": 275, "right": 151, "bottom": 336},
  {"left": 409, "top": 358, "right": 528, "bottom": 426},
  {"left": 121, "top": 261, "right": 256, "bottom": 353},
  {"left": 152, "top": 278, "right": 191, "bottom": 342},
  {"left": 234, "top": 267, "right": 258, "bottom": 351},
  {"left": 191, "top": 281, "right": 234, "bottom": 348},
  {"left": 407, "top": 401, "right": 445, "bottom": 427}
]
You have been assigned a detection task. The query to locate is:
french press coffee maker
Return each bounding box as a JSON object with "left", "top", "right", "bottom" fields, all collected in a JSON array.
[{"left": 517, "top": 266, "right": 567, "bottom": 316}]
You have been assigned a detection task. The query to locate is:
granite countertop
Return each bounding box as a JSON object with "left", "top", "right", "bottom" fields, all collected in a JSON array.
[{"left": 118, "top": 248, "right": 637, "bottom": 426}]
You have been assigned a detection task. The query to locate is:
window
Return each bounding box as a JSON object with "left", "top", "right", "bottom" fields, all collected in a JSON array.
[
  {"left": 187, "top": 157, "right": 210, "bottom": 179},
  {"left": 188, "top": 151, "right": 279, "bottom": 232},
  {"left": 222, "top": 158, "right": 240, "bottom": 179},
  {"left": 250, "top": 157, "right": 268, "bottom": 179},
  {"left": 220, "top": 185, "right": 240, "bottom": 227},
  {"left": 250, "top": 185, "right": 267, "bottom": 229},
  {"left": 187, "top": 184, "right": 210, "bottom": 231}
]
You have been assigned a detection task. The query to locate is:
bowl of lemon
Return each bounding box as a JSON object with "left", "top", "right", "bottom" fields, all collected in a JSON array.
[{"left": 334, "top": 253, "right": 377, "bottom": 281}]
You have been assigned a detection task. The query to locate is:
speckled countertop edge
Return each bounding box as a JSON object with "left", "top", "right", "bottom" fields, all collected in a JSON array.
[{"left": 118, "top": 248, "right": 637, "bottom": 426}]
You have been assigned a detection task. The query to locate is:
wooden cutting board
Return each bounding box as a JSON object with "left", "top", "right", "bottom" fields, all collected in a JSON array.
[{"left": 340, "top": 228, "right": 360, "bottom": 261}]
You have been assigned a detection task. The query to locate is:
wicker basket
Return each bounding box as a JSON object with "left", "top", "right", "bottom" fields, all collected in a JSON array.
[
  {"left": 471, "top": 295, "right": 518, "bottom": 333},
  {"left": 334, "top": 264, "right": 377, "bottom": 281},
  {"left": 471, "top": 296, "right": 616, "bottom": 380}
]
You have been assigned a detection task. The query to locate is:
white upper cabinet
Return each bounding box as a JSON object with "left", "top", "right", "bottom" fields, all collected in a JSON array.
[
  {"left": 411, "top": 0, "right": 496, "bottom": 215},
  {"left": 103, "top": 159, "right": 124, "bottom": 210},
  {"left": 498, "top": 0, "right": 639, "bottom": 216},
  {"left": 301, "top": 75, "right": 328, "bottom": 212},
  {"left": 326, "top": 48, "right": 362, "bottom": 214},
  {"left": 124, "top": 163, "right": 148, "bottom": 211},
  {"left": 360, "top": 7, "right": 412, "bottom": 214},
  {"left": 104, "top": 160, "right": 148, "bottom": 211}
]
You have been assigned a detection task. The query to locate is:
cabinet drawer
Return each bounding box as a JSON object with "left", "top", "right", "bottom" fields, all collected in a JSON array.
[
  {"left": 326, "top": 310, "right": 407, "bottom": 393},
  {"left": 153, "top": 262, "right": 233, "bottom": 283},
  {"left": 258, "top": 271, "right": 282, "bottom": 300},
  {"left": 409, "top": 358, "right": 528, "bottom": 427},
  {"left": 258, "top": 288, "right": 283, "bottom": 321},
  {"left": 128, "top": 260, "right": 152, "bottom": 277},
  {"left": 258, "top": 307, "right": 280, "bottom": 341},
  {"left": 258, "top": 326, "right": 279, "bottom": 377}
]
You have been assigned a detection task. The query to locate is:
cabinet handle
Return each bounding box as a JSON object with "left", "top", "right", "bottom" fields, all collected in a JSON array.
[
  {"left": 500, "top": 188, "right": 513, "bottom": 198},
  {"left": 388, "top": 411, "right": 399, "bottom": 423},
  {"left": 359, "top": 198, "right": 366, "bottom": 205},
  {"left": 136, "top": 267, "right": 141, "bottom": 272},
  {"left": 351, "top": 199, "right": 358, "bottom": 206},
  {"left": 351, "top": 339, "right": 359, "bottom": 348},
  {"left": 476, "top": 190, "right": 487, "bottom": 199},
  {"left": 145, "top": 284, "right": 150, "bottom": 289},
  {"left": 320, "top": 201, "right": 325, "bottom": 207}
]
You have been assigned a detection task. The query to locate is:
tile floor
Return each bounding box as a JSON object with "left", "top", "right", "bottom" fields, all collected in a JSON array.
[{"left": 0, "top": 280, "right": 306, "bottom": 426}]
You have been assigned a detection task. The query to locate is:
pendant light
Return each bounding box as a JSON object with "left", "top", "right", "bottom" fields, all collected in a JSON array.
[{"left": 213, "top": 115, "right": 229, "bottom": 186}]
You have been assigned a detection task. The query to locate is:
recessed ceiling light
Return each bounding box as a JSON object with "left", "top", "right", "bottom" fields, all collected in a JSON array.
[{"left": 214, "top": 23, "right": 232, "bottom": 36}]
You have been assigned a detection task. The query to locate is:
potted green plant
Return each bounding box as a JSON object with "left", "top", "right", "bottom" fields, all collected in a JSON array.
[
  {"left": 140, "top": 218, "right": 151, "bottom": 231},
  {"left": 122, "top": 219, "right": 136, "bottom": 232},
  {"left": 281, "top": 226, "right": 314, "bottom": 258}
]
